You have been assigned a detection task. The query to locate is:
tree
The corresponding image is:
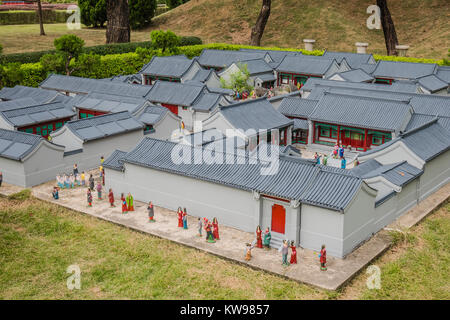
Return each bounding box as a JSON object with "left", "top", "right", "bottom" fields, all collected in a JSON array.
[
  {"left": 377, "top": 0, "right": 399, "bottom": 56},
  {"left": 220, "top": 63, "right": 253, "bottom": 95},
  {"left": 167, "top": 0, "right": 189, "bottom": 10},
  {"left": 129, "top": 0, "right": 157, "bottom": 29},
  {"left": 106, "top": 0, "right": 130, "bottom": 43},
  {"left": 250, "top": 0, "right": 271, "bottom": 46},
  {"left": 49, "top": 35, "right": 85, "bottom": 75},
  {"left": 151, "top": 30, "right": 180, "bottom": 54},
  {"left": 79, "top": 0, "right": 107, "bottom": 28}
]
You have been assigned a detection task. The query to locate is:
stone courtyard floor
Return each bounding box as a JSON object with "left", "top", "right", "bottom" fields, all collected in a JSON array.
[{"left": 1, "top": 173, "right": 449, "bottom": 291}]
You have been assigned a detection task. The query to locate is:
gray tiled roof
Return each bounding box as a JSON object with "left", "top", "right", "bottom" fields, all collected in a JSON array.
[
  {"left": 254, "top": 73, "right": 276, "bottom": 82},
  {"left": 372, "top": 60, "right": 437, "bottom": 80},
  {"left": 405, "top": 114, "right": 450, "bottom": 133},
  {"left": 191, "top": 69, "right": 214, "bottom": 82},
  {"left": 323, "top": 51, "right": 375, "bottom": 69},
  {"left": 62, "top": 111, "right": 144, "bottom": 142},
  {"left": 117, "top": 137, "right": 362, "bottom": 211},
  {"left": 0, "top": 97, "right": 37, "bottom": 112},
  {"left": 219, "top": 98, "right": 293, "bottom": 131},
  {"left": 75, "top": 92, "right": 149, "bottom": 115},
  {"left": 1, "top": 102, "right": 75, "bottom": 127},
  {"left": 144, "top": 80, "right": 205, "bottom": 107},
  {"left": 138, "top": 105, "right": 168, "bottom": 125},
  {"left": 361, "top": 120, "right": 450, "bottom": 162},
  {"left": 139, "top": 55, "right": 194, "bottom": 77},
  {"left": 102, "top": 149, "right": 127, "bottom": 171},
  {"left": 182, "top": 128, "right": 225, "bottom": 147},
  {"left": 0, "top": 128, "right": 43, "bottom": 161},
  {"left": 330, "top": 69, "right": 374, "bottom": 82},
  {"left": 238, "top": 59, "right": 273, "bottom": 75},
  {"left": 352, "top": 159, "right": 423, "bottom": 187},
  {"left": 293, "top": 118, "right": 309, "bottom": 130},
  {"left": 106, "top": 74, "right": 142, "bottom": 85},
  {"left": 310, "top": 92, "right": 412, "bottom": 132},
  {"left": 278, "top": 98, "right": 318, "bottom": 118},
  {"left": 276, "top": 55, "right": 336, "bottom": 76},
  {"left": 0, "top": 85, "right": 61, "bottom": 104},
  {"left": 192, "top": 92, "right": 223, "bottom": 112},
  {"left": 436, "top": 66, "right": 450, "bottom": 84},
  {"left": 198, "top": 49, "right": 269, "bottom": 68},
  {"left": 239, "top": 48, "right": 301, "bottom": 63},
  {"left": 302, "top": 78, "right": 418, "bottom": 93},
  {"left": 359, "top": 63, "right": 378, "bottom": 75},
  {"left": 417, "top": 74, "right": 448, "bottom": 92},
  {"left": 40, "top": 74, "right": 152, "bottom": 97}
]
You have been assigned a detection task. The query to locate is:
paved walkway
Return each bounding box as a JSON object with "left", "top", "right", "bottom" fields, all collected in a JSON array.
[{"left": 1, "top": 175, "right": 448, "bottom": 291}]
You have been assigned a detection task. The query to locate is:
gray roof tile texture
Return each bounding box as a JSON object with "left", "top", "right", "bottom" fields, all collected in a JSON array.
[
  {"left": 417, "top": 75, "right": 448, "bottom": 92},
  {"left": 1, "top": 102, "right": 75, "bottom": 127},
  {"left": 75, "top": 92, "right": 149, "bottom": 115},
  {"left": 219, "top": 98, "right": 293, "bottom": 131},
  {"left": 0, "top": 97, "right": 38, "bottom": 112},
  {"left": 103, "top": 149, "right": 127, "bottom": 170},
  {"left": 372, "top": 60, "right": 437, "bottom": 79},
  {"left": 278, "top": 98, "right": 318, "bottom": 118},
  {"left": 198, "top": 49, "right": 268, "bottom": 68},
  {"left": 309, "top": 92, "right": 412, "bottom": 131},
  {"left": 115, "top": 137, "right": 362, "bottom": 211},
  {"left": 138, "top": 105, "right": 168, "bottom": 125},
  {"left": 323, "top": 51, "right": 375, "bottom": 69},
  {"left": 0, "top": 85, "right": 61, "bottom": 104},
  {"left": 0, "top": 128, "right": 43, "bottom": 161},
  {"left": 145, "top": 80, "right": 205, "bottom": 107},
  {"left": 331, "top": 69, "right": 374, "bottom": 82},
  {"left": 64, "top": 111, "right": 143, "bottom": 142},
  {"left": 139, "top": 56, "right": 194, "bottom": 77},
  {"left": 276, "top": 55, "right": 336, "bottom": 75}
]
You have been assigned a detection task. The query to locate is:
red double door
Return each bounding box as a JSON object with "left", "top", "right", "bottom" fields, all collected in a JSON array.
[
  {"left": 161, "top": 103, "right": 179, "bottom": 115},
  {"left": 271, "top": 204, "right": 286, "bottom": 234}
]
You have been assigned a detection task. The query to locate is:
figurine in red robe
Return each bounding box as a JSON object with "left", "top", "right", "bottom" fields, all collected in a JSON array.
[
  {"left": 177, "top": 207, "right": 183, "bottom": 227},
  {"left": 256, "top": 226, "right": 263, "bottom": 248},
  {"left": 290, "top": 241, "right": 297, "bottom": 264},
  {"left": 121, "top": 193, "right": 128, "bottom": 214},
  {"left": 212, "top": 217, "right": 219, "bottom": 240},
  {"left": 319, "top": 244, "right": 327, "bottom": 271},
  {"left": 87, "top": 189, "right": 92, "bottom": 207},
  {"left": 108, "top": 189, "right": 115, "bottom": 207}
]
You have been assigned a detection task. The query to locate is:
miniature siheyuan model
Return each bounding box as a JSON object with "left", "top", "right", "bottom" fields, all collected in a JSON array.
[
  {"left": 212, "top": 217, "right": 220, "bottom": 240},
  {"left": 263, "top": 227, "right": 271, "bottom": 249},
  {"left": 255, "top": 225, "right": 263, "bottom": 248},
  {"left": 290, "top": 241, "right": 297, "bottom": 264},
  {"left": 87, "top": 189, "right": 93, "bottom": 207},
  {"left": 177, "top": 207, "right": 183, "bottom": 227},
  {"left": 126, "top": 193, "right": 134, "bottom": 211},
  {"left": 244, "top": 243, "right": 254, "bottom": 261},
  {"left": 96, "top": 182, "right": 102, "bottom": 200},
  {"left": 319, "top": 244, "right": 327, "bottom": 271},
  {"left": 121, "top": 193, "right": 127, "bottom": 214},
  {"left": 182, "top": 208, "right": 188, "bottom": 229},
  {"left": 147, "top": 201, "right": 155, "bottom": 222},
  {"left": 108, "top": 189, "right": 115, "bottom": 207}
]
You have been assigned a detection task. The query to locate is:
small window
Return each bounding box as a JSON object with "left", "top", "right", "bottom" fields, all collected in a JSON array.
[
  {"left": 331, "top": 129, "right": 338, "bottom": 138},
  {"left": 56, "top": 122, "right": 63, "bottom": 129},
  {"left": 372, "top": 135, "right": 383, "bottom": 145},
  {"left": 182, "top": 106, "right": 188, "bottom": 110},
  {"left": 35, "top": 127, "right": 41, "bottom": 133},
  {"left": 25, "top": 128, "right": 33, "bottom": 134},
  {"left": 42, "top": 130, "right": 47, "bottom": 137},
  {"left": 320, "top": 128, "right": 330, "bottom": 137}
]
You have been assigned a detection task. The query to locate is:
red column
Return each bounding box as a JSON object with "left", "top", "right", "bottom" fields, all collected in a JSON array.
[
  {"left": 312, "top": 122, "right": 316, "bottom": 144},
  {"left": 364, "top": 129, "right": 368, "bottom": 151},
  {"left": 337, "top": 125, "right": 341, "bottom": 145}
]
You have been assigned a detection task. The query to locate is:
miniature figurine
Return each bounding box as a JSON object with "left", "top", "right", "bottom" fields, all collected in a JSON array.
[
  {"left": 205, "top": 220, "right": 216, "bottom": 243},
  {"left": 126, "top": 193, "right": 134, "bottom": 211},
  {"left": 81, "top": 171, "right": 86, "bottom": 186},
  {"left": 73, "top": 163, "right": 78, "bottom": 176},
  {"left": 100, "top": 156, "right": 105, "bottom": 165},
  {"left": 121, "top": 193, "right": 127, "bottom": 214},
  {"left": 52, "top": 187, "right": 59, "bottom": 200},
  {"left": 280, "top": 240, "right": 290, "bottom": 266},
  {"left": 290, "top": 241, "right": 297, "bottom": 264},
  {"left": 75, "top": 173, "right": 81, "bottom": 186},
  {"left": 314, "top": 152, "right": 320, "bottom": 164},
  {"left": 354, "top": 157, "right": 360, "bottom": 166},
  {"left": 96, "top": 182, "right": 102, "bottom": 200},
  {"left": 255, "top": 225, "right": 263, "bottom": 248},
  {"left": 108, "top": 189, "right": 115, "bottom": 207},
  {"left": 147, "top": 201, "right": 155, "bottom": 222},
  {"left": 339, "top": 146, "right": 345, "bottom": 158},
  {"left": 263, "top": 227, "right": 271, "bottom": 249},
  {"left": 333, "top": 143, "right": 339, "bottom": 158},
  {"left": 56, "top": 174, "right": 64, "bottom": 189},
  {"left": 87, "top": 189, "right": 93, "bottom": 207},
  {"left": 89, "top": 174, "right": 94, "bottom": 191},
  {"left": 0, "top": 171, "right": 2, "bottom": 187},
  {"left": 102, "top": 168, "right": 105, "bottom": 186},
  {"left": 182, "top": 208, "right": 188, "bottom": 229},
  {"left": 69, "top": 174, "right": 75, "bottom": 188},
  {"left": 212, "top": 217, "right": 219, "bottom": 240},
  {"left": 341, "top": 157, "right": 347, "bottom": 169},
  {"left": 245, "top": 243, "right": 254, "bottom": 261},
  {"left": 319, "top": 244, "right": 327, "bottom": 271},
  {"left": 177, "top": 207, "right": 183, "bottom": 227},
  {"left": 197, "top": 217, "right": 203, "bottom": 237},
  {"left": 64, "top": 174, "right": 70, "bottom": 189},
  {"left": 322, "top": 154, "right": 328, "bottom": 166}
]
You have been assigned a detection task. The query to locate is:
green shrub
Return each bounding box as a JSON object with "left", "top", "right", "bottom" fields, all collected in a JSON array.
[
  {"left": 79, "top": 0, "right": 107, "bottom": 28},
  {"left": 0, "top": 10, "right": 71, "bottom": 25},
  {"left": 129, "top": 0, "right": 157, "bottom": 30},
  {"left": 373, "top": 54, "right": 444, "bottom": 65},
  {"left": 8, "top": 189, "right": 32, "bottom": 201}
]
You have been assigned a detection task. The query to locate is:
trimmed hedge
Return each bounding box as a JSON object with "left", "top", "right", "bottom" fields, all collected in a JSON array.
[
  {"left": 0, "top": 10, "right": 71, "bottom": 25},
  {"left": 1, "top": 36, "right": 203, "bottom": 64},
  {"left": 0, "top": 43, "right": 445, "bottom": 89}
]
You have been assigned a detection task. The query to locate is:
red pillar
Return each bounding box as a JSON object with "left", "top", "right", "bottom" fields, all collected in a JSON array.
[
  {"left": 337, "top": 125, "right": 341, "bottom": 145},
  {"left": 312, "top": 122, "right": 316, "bottom": 144},
  {"left": 364, "top": 129, "right": 368, "bottom": 151}
]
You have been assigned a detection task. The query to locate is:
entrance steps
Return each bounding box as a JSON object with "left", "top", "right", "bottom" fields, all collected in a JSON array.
[{"left": 270, "top": 232, "right": 286, "bottom": 250}]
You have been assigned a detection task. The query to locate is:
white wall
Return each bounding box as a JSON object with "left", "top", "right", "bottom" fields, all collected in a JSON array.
[
  {"left": 149, "top": 113, "right": 180, "bottom": 141},
  {"left": 51, "top": 128, "right": 83, "bottom": 152},
  {"left": 419, "top": 150, "right": 450, "bottom": 200},
  {"left": 0, "top": 157, "right": 26, "bottom": 187}
]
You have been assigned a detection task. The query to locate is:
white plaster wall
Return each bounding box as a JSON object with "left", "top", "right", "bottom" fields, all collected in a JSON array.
[
  {"left": 178, "top": 107, "right": 194, "bottom": 130},
  {"left": 419, "top": 150, "right": 450, "bottom": 200},
  {"left": 105, "top": 163, "right": 258, "bottom": 232},
  {"left": 0, "top": 116, "right": 14, "bottom": 130},
  {"left": 300, "top": 204, "right": 344, "bottom": 258},
  {"left": 51, "top": 128, "right": 83, "bottom": 152},
  {"left": 373, "top": 195, "right": 398, "bottom": 231},
  {"left": 0, "top": 157, "right": 26, "bottom": 187},
  {"left": 150, "top": 114, "right": 180, "bottom": 141},
  {"left": 395, "top": 180, "right": 419, "bottom": 216}
]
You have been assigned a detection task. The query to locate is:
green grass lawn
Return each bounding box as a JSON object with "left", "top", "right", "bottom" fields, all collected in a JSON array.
[{"left": 0, "top": 191, "right": 448, "bottom": 300}]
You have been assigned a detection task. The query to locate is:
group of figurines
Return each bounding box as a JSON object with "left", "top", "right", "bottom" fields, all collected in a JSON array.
[
  {"left": 245, "top": 226, "right": 327, "bottom": 270},
  {"left": 176, "top": 207, "right": 220, "bottom": 243},
  {"left": 314, "top": 143, "right": 352, "bottom": 169}
]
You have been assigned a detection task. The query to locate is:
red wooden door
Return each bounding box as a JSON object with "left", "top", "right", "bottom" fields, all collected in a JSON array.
[
  {"left": 271, "top": 204, "right": 286, "bottom": 234},
  {"left": 161, "top": 103, "right": 178, "bottom": 115},
  {"left": 351, "top": 132, "right": 364, "bottom": 148}
]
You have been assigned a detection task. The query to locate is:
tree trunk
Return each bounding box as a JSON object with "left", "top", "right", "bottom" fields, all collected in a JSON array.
[
  {"left": 36, "top": 0, "right": 45, "bottom": 36},
  {"left": 377, "top": 0, "right": 398, "bottom": 56},
  {"left": 250, "top": 0, "right": 271, "bottom": 47},
  {"left": 106, "top": 0, "right": 130, "bottom": 43}
]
